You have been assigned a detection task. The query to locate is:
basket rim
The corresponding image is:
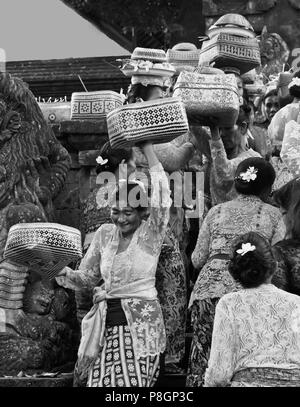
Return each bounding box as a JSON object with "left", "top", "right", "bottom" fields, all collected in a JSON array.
[{"left": 8, "top": 223, "right": 81, "bottom": 234}]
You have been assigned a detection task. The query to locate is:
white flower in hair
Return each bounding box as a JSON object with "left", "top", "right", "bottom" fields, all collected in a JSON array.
[
  {"left": 236, "top": 242, "right": 256, "bottom": 256},
  {"left": 96, "top": 155, "right": 108, "bottom": 165},
  {"left": 239, "top": 166, "right": 258, "bottom": 182},
  {"left": 288, "top": 77, "right": 300, "bottom": 89}
]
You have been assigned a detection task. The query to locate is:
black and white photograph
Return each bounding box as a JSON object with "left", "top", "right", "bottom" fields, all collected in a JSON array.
[{"left": 0, "top": 0, "right": 300, "bottom": 398}]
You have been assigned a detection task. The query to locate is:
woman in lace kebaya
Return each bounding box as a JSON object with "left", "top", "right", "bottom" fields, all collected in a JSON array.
[
  {"left": 77, "top": 142, "right": 136, "bottom": 325},
  {"left": 125, "top": 75, "right": 192, "bottom": 374},
  {"left": 186, "top": 157, "right": 285, "bottom": 387},
  {"left": 56, "top": 142, "right": 171, "bottom": 387},
  {"left": 272, "top": 178, "right": 300, "bottom": 295},
  {"left": 205, "top": 232, "right": 300, "bottom": 387}
]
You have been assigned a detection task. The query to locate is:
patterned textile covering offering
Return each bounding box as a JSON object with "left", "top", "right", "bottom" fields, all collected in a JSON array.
[
  {"left": 4, "top": 223, "right": 82, "bottom": 280},
  {"left": 199, "top": 33, "right": 261, "bottom": 75},
  {"left": 38, "top": 102, "right": 71, "bottom": 123},
  {"left": 173, "top": 71, "right": 239, "bottom": 127},
  {"left": 107, "top": 97, "right": 189, "bottom": 148},
  {"left": 121, "top": 60, "right": 175, "bottom": 79},
  {"left": 71, "top": 91, "right": 123, "bottom": 120},
  {"left": 120, "top": 47, "right": 175, "bottom": 79},
  {"left": 166, "top": 43, "right": 201, "bottom": 73}
]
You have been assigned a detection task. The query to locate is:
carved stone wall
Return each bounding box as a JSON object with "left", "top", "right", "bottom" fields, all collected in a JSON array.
[{"left": 51, "top": 121, "right": 107, "bottom": 239}]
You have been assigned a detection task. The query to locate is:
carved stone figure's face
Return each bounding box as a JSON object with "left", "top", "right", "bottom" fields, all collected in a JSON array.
[{"left": 23, "top": 280, "right": 54, "bottom": 315}]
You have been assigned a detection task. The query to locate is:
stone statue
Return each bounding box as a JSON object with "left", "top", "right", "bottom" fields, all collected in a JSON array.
[
  {"left": 258, "top": 26, "right": 290, "bottom": 80},
  {"left": 0, "top": 73, "right": 78, "bottom": 377}
]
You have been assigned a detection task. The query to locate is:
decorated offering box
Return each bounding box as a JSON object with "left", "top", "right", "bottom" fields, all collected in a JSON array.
[
  {"left": 38, "top": 102, "right": 71, "bottom": 123},
  {"left": 166, "top": 43, "right": 200, "bottom": 73},
  {"left": 207, "top": 13, "right": 256, "bottom": 39},
  {"left": 4, "top": 223, "right": 82, "bottom": 280},
  {"left": 173, "top": 71, "right": 239, "bottom": 127},
  {"left": 107, "top": 97, "right": 189, "bottom": 149},
  {"left": 199, "top": 33, "right": 261, "bottom": 75},
  {"left": 71, "top": 91, "right": 123, "bottom": 120}
]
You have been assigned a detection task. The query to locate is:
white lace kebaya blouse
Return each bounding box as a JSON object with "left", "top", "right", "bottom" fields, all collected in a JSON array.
[
  {"left": 56, "top": 163, "right": 171, "bottom": 359},
  {"left": 209, "top": 137, "right": 261, "bottom": 206},
  {"left": 204, "top": 284, "right": 300, "bottom": 387},
  {"left": 190, "top": 194, "right": 285, "bottom": 305}
]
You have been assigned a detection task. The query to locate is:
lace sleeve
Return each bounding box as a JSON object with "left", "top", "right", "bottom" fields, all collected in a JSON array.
[
  {"left": 204, "top": 298, "right": 235, "bottom": 387},
  {"left": 268, "top": 111, "right": 285, "bottom": 150},
  {"left": 210, "top": 138, "right": 236, "bottom": 182},
  {"left": 56, "top": 227, "right": 102, "bottom": 291},
  {"left": 191, "top": 210, "right": 211, "bottom": 270},
  {"left": 146, "top": 163, "right": 171, "bottom": 238}
]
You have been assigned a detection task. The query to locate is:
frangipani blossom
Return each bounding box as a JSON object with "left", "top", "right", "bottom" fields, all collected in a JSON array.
[
  {"left": 236, "top": 243, "right": 256, "bottom": 256},
  {"left": 239, "top": 166, "right": 258, "bottom": 182},
  {"left": 96, "top": 155, "right": 108, "bottom": 165}
]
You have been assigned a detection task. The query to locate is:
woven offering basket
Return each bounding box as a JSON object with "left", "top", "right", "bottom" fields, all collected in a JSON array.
[
  {"left": 4, "top": 223, "right": 82, "bottom": 280},
  {"left": 166, "top": 43, "right": 200, "bottom": 73},
  {"left": 131, "top": 47, "right": 167, "bottom": 62},
  {"left": 71, "top": 91, "right": 123, "bottom": 121},
  {"left": 107, "top": 97, "right": 189, "bottom": 149},
  {"left": 173, "top": 71, "right": 239, "bottom": 127},
  {"left": 199, "top": 33, "right": 261, "bottom": 75}
]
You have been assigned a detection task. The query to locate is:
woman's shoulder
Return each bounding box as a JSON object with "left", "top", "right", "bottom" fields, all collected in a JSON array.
[{"left": 260, "top": 201, "right": 282, "bottom": 217}]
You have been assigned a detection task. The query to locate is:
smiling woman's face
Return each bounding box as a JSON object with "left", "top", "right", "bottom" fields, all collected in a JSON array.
[{"left": 111, "top": 202, "right": 142, "bottom": 236}]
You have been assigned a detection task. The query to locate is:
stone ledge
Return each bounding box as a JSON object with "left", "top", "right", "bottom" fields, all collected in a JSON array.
[
  {"left": 0, "top": 373, "right": 73, "bottom": 387},
  {"left": 59, "top": 120, "right": 108, "bottom": 135}
]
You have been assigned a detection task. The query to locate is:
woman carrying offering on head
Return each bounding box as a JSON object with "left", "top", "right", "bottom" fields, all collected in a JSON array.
[
  {"left": 208, "top": 104, "right": 261, "bottom": 206},
  {"left": 56, "top": 142, "right": 171, "bottom": 387},
  {"left": 124, "top": 67, "right": 193, "bottom": 374},
  {"left": 205, "top": 232, "right": 300, "bottom": 387}
]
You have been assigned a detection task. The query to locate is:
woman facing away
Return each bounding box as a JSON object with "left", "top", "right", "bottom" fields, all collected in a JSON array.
[
  {"left": 272, "top": 178, "right": 300, "bottom": 295},
  {"left": 205, "top": 231, "right": 300, "bottom": 387},
  {"left": 56, "top": 142, "right": 172, "bottom": 387},
  {"left": 186, "top": 157, "right": 285, "bottom": 387}
]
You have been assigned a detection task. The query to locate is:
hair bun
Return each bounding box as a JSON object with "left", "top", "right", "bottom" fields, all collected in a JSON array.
[{"left": 229, "top": 232, "right": 276, "bottom": 288}]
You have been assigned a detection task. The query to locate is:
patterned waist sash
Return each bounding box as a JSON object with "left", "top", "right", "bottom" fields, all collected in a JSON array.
[
  {"left": 76, "top": 278, "right": 158, "bottom": 380},
  {"left": 232, "top": 367, "right": 300, "bottom": 387}
]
